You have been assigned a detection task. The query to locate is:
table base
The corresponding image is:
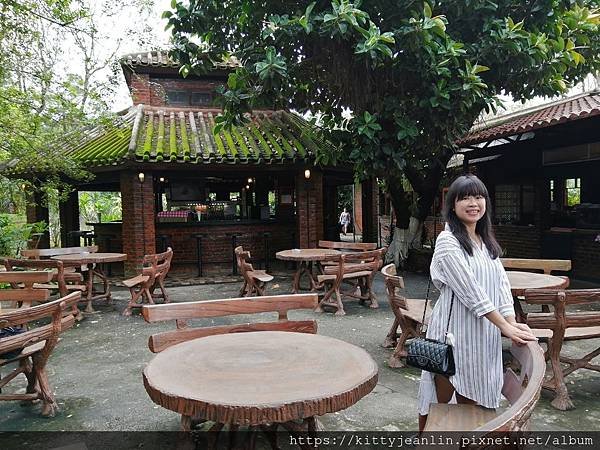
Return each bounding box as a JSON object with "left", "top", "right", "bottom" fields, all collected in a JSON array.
[
  {"left": 291, "top": 261, "right": 323, "bottom": 294},
  {"left": 181, "top": 415, "right": 323, "bottom": 449},
  {"left": 82, "top": 265, "right": 112, "bottom": 314}
]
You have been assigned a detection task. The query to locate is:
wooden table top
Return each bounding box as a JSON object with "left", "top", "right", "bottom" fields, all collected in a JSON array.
[
  {"left": 51, "top": 252, "right": 127, "bottom": 264},
  {"left": 507, "top": 271, "right": 569, "bottom": 296},
  {"left": 275, "top": 248, "right": 340, "bottom": 262},
  {"left": 143, "top": 331, "right": 378, "bottom": 426}
]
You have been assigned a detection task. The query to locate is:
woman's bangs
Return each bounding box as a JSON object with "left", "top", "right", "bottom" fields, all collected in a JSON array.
[{"left": 456, "top": 176, "right": 488, "bottom": 198}]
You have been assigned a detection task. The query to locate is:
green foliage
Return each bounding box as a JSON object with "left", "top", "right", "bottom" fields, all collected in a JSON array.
[
  {"left": 0, "top": 214, "right": 46, "bottom": 257},
  {"left": 79, "top": 192, "right": 122, "bottom": 228},
  {"left": 166, "top": 0, "right": 600, "bottom": 222}
]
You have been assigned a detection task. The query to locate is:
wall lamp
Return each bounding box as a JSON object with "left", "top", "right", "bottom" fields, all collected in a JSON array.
[
  {"left": 304, "top": 169, "right": 311, "bottom": 180},
  {"left": 138, "top": 172, "right": 145, "bottom": 184},
  {"left": 159, "top": 177, "right": 165, "bottom": 183}
]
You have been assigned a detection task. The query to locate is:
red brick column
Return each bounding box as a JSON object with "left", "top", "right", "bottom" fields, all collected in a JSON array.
[
  {"left": 121, "top": 171, "right": 155, "bottom": 276},
  {"left": 26, "top": 190, "right": 50, "bottom": 249},
  {"left": 296, "top": 169, "right": 323, "bottom": 248}
]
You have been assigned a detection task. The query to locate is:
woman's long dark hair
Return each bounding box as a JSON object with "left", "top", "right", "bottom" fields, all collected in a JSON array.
[{"left": 442, "top": 174, "right": 502, "bottom": 259}]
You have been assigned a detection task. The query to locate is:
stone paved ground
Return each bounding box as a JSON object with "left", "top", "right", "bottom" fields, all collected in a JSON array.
[{"left": 0, "top": 269, "right": 599, "bottom": 433}]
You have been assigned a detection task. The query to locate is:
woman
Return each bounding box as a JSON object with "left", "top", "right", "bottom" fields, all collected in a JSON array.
[
  {"left": 417, "top": 174, "right": 536, "bottom": 432},
  {"left": 339, "top": 207, "right": 351, "bottom": 235}
]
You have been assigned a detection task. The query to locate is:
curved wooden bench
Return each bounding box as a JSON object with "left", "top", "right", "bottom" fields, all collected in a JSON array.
[
  {"left": 424, "top": 341, "right": 545, "bottom": 432},
  {"left": 381, "top": 263, "right": 431, "bottom": 368},
  {"left": 501, "top": 258, "right": 571, "bottom": 275}
]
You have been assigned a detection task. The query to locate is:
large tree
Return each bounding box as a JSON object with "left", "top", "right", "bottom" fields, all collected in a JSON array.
[{"left": 166, "top": 0, "right": 600, "bottom": 263}]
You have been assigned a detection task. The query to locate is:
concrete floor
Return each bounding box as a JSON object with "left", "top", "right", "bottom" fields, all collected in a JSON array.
[{"left": 1, "top": 270, "right": 599, "bottom": 433}]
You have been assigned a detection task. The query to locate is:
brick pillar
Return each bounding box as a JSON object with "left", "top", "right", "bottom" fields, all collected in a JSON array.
[
  {"left": 361, "top": 178, "right": 379, "bottom": 243},
  {"left": 60, "top": 190, "right": 79, "bottom": 247},
  {"left": 26, "top": 190, "right": 50, "bottom": 249},
  {"left": 354, "top": 182, "right": 363, "bottom": 234},
  {"left": 296, "top": 169, "right": 323, "bottom": 248},
  {"left": 121, "top": 171, "right": 155, "bottom": 276}
]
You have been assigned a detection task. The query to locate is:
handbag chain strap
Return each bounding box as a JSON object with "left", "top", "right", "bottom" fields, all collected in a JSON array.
[{"left": 421, "top": 277, "right": 454, "bottom": 344}]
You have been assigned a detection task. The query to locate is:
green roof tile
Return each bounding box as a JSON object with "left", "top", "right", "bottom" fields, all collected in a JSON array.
[{"left": 43, "top": 105, "right": 334, "bottom": 169}]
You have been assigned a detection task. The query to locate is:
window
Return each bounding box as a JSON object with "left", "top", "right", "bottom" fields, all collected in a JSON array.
[
  {"left": 549, "top": 180, "right": 555, "bottom": 203},
  {"left": 166, "top": 90, "right": 213, "bottom": 106},
  {"left": 494, "top": 184, "right": 535, "bottom": 225},
  {"left": 565, "top": 178, "right": 581, "bottom": 207},
  {"left": 166, "top": 90, "right": 188, "bottom": 105},
  {"left": 191, "top": 92, "right": 212, "bottom": 106}
]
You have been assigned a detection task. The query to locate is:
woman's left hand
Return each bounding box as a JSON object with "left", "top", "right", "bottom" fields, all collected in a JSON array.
[{"left": 513, "top": 322, "right": 534, "bottom": 334}]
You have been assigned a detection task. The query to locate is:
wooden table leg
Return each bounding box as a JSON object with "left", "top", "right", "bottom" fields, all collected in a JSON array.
[
  {"left": 513, "top": 296, "right": 527, "bottom": 323},
  {"left": 83, "top": 264, "right": 96, "bottom": 314},
  {"left": 92, "top": 266, "right": 111, "bottom": 303}
]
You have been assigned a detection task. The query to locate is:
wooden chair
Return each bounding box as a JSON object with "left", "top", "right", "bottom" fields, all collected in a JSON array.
[
  {"left": 381, "top": 263, "right": 432, "bottom": 368},
  {"left": 235, "top": 246, "right": 273, "bottom": 296},
  {"left": 0, "top": 291, "right": 81, "bottom": 416},
  {"left": 122, "top": 248, "right": 173, "bottom": 316},
  {"left": 524, "top": 288, "right": 600, "bottom": 410},
  {"left": 424, "top": 341, "right": 545, "bottom": 433},
  {"left": 316, "top": 248, "right": 385, "bottom": 316},
  {"left": 501, "top": 258, "right": 571, "bottom": 275},
  {"left": 3, "top": 258, "right": 85, "bottom": 319}
]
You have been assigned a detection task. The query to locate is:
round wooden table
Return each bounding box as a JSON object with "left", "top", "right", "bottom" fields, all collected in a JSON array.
[
  {"left": 52, "top": 252, "right": 127, "bottom": 313},
  {"left": 143, "top": 331, "right": 378, "bottom": 432},
  {"left": 507, "top": 271, "right": 569, "bottom": 296},
  {"left": 276, "top": 249, "right": 340, "bottom": 293},
  {"left": 507, "top": 270, "right": 569, "bottom": 322}
]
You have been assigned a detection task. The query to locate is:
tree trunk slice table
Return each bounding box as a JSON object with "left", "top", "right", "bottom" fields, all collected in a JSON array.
[
  {"left": 276, "top": 249, "right": 340, "bottom": 294},
  {"left": 143, "top": 331, "right": 378, "bottom": 439},
  {"left": 507, "top": 271, "right": 569, "bottom": 322},
  {"left": 51, "top": 253, "right": 127, "bottom": 313}
]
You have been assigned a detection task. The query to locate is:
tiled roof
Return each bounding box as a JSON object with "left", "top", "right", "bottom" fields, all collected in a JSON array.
[
  {"left": 120, "top": 50, "right": 240, "bottom": 70},
  {"left": 66, "top": 105, "right": 329, "bottom": 167},
  {"left": 459, "top": 92, "right": 600, "bottom": 146}
]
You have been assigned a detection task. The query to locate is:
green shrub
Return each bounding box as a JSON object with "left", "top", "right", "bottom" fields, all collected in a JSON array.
[{"left": 0, "top": 214, "right": 47, "bottom": 257}]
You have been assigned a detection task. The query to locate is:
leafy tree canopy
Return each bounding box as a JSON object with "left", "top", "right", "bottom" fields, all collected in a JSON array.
[{"left": 167, "top": 0, "right": 600, "bottom": 224}]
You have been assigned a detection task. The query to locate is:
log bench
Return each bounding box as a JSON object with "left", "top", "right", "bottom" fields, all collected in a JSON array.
[
  {"left": 501, "top": 258, "right": 571, "bottom": 275},
  {"left": 424, "top": 341, "right": 545, "bottom": 432},
  {"left": 524, "top": 288, "right": 600, "bottom": 410}
]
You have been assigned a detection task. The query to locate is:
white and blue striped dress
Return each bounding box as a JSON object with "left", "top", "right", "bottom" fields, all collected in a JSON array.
[{"left": 417, "top": 227, "right": 515, "bottom": 415}]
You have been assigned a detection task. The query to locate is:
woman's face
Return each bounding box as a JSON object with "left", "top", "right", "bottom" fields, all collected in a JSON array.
[{"left": 454, "top": 194, "right": 486, "bottom": 226}]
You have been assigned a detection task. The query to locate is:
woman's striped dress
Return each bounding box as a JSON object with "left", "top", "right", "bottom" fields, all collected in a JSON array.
[{"left": 417, "top": 227, "right": 515, "bottom": 415}]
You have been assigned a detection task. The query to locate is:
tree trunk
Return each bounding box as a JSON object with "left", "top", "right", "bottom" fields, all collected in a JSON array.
[{"left": 384, "top": 148, "right": 454, "bottom": 267}]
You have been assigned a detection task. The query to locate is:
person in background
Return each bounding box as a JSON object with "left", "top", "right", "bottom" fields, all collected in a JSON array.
[
  {"left": 339, "top": 207, "right": 351, "bottom": 235},
  {"left": 417, "top": 174, "right": 536, "bottom": 432}
]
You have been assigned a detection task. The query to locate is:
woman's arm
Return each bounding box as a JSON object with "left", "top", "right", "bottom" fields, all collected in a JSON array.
[{"left": 484, "top": 310, "right": 537, "bottom": 344}]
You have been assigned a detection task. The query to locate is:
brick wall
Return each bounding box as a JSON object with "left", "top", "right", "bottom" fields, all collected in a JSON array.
[
  {"left": 156, "top": 222, "right": 296, "bottom": 267},
  {"left": 495, "top": 225, "right": 541, "bottom": 258},
  {"left": 354, "top": 183, "right": 362, "bottom": 233},
  {"left": 120, "top": 171, "right": 156, "bottom": 275},
  {"left": 129, "top": 74, "right": 223, "bottom": 107},
  {"left": 296, "top": 170, "right": 323, "bottom": 248}
]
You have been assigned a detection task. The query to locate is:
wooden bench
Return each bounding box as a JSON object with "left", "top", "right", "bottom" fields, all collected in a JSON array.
[
  {"left": 142, "top": 293, "right": 318, "bottom": 352},
  {"left": 501, "top": 258, "right": 571, "bottom": 275},
  {"left": 3, "top": 258, "right": 85, "bottom": 320},
  {"left": 0, "top": 291, "right": 81, "bottom": 416},
  {"left": 122, "top": 248, "right": 173, "bottom": 316},
  {"left": 21, "top": 245, "right": 99, "bottom": 260},
  {"left": 235, "top": 246, "right": 273, "bottom": 296},
  {"left": 142, "top": 293, "right": 318, "bottom": 431},
  {"left": 316, "top": 248, "right": 385, "bottom": 316},
  {"left": 0, "top": 271, "right": 53, "bottom": 309},
  {"left": 381, "top": 263, "right": 431, "bottom": 368},
  {"left": 524, "top": 288, "right": 600, "bottom": 410},
  {"left": 424, "top": 341, "right": 545, "bottom": 432}
]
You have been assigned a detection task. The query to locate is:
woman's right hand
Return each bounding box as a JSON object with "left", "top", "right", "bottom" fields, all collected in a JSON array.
[{"left": 500, "top": 323, "right": 537, "bottom": 345}]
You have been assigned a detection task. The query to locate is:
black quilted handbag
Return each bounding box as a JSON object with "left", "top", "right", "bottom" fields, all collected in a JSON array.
[{"left": 406, "top": 287, "right": 456, "bottom": 377}]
